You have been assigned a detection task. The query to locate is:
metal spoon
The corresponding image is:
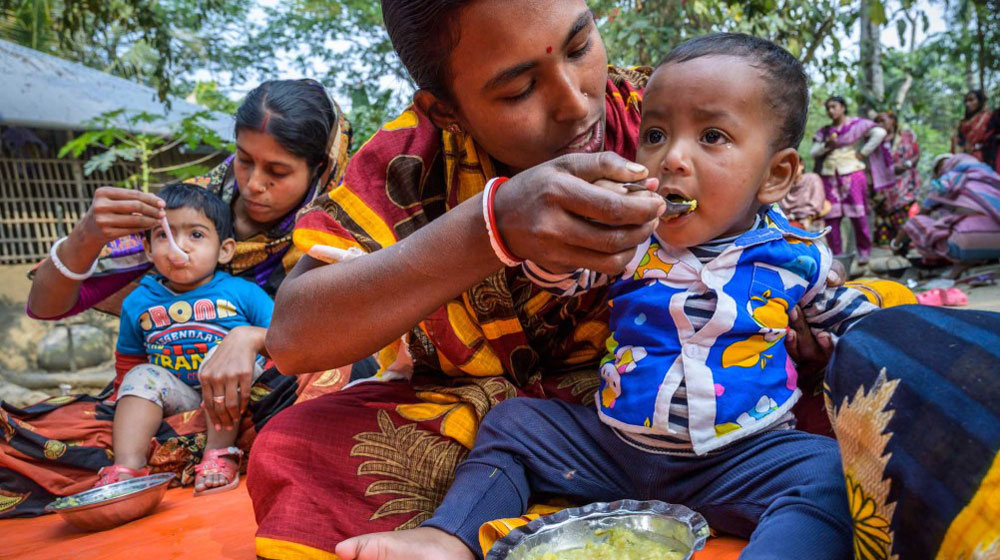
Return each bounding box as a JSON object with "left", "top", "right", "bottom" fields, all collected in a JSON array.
[{"left": 621, "top": 183, "right": 698, "bottom": 216}]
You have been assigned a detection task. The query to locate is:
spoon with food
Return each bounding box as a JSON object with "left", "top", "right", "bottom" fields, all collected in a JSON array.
[{"left": 621, "top": 182, "right": 698, "bottom": 217}]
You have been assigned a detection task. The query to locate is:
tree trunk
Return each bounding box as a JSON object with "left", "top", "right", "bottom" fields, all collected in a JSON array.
[
  {"left": 859, "top": 0, "right": 884, "bottom": 116},
  {"left": 894, "top": 74, "right": 914, "bottom": 111},
  {"left": 975, "top": 5, "right": 986, "bottom": 91},
  {"left": 962, "top": 16, "right": 977, "bottom": 90},
  {"left": 894, "top": 9, "right": 919, "bottom": 111}
]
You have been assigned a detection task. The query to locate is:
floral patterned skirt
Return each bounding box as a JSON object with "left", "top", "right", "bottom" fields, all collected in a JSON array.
[{"left": 249, "top": 371, "right": 600, "bottom": 558}]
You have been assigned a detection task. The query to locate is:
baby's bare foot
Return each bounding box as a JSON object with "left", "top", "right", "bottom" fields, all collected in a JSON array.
[{"left": 335, "top": 527, "right": 474, "bottom": 560}]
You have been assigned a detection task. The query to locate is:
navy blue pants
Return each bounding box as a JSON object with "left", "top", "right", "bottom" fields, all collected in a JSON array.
[{"left": 424, "top": 399, "right": 852, "bottom": 560}]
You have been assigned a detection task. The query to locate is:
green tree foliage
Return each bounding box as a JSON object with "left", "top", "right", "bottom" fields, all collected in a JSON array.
[
  {"left": 5, "top": 0, "right": 997, "bottom": 162},
  {"left": 230, "top": 0, "right": 404, "bottom": 147},
  {"left": 0, "top": 0, "right": 252, "bottom": 101},
  {"left": 58, "top": 109, "right": 234, "bottom": 191},
  {"left": 591, "top": 0, "right": 860, "bottom": 80}
]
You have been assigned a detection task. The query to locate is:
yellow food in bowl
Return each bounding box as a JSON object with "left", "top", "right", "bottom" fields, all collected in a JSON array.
[{"left": 527, "top": 527, "right": 686, "bottom": 560}]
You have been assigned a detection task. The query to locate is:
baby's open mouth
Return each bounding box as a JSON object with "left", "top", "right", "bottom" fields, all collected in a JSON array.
[
  {"left": 620, "top": 183, "right": 697, "bottom": 216},
  {"left": 663, "top": 193, "right": 698, "bottom": 216}
]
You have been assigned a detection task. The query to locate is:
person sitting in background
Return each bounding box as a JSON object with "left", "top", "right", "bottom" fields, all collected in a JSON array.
[
  {"left": 872, "top": 112, "right": 920, "bottom": 246},
  {"left": 809, "top": 96, "right": 893, "bottom": 266},
  {"left": 894, "top": 154, "right": 1000, "bottom": 274},
  {"left": 100, "top": 184, "right": 272, "bottom": 495},
  {"left": 780, "top": 163, "right": 830, "bottom": 232}
]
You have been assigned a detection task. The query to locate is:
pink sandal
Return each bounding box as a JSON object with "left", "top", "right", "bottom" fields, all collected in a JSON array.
[
  {"left": 95, "top": 464, "right": 150, "bottom": 487},
  {"left": 193, "top": 446, "right": 243, "bottom": 497},
  {"left": 942, "top": 287, "right": 968, "bottom": 306},
  {"left": 916, "top": 288, "right": 945, "bottom": 306}
]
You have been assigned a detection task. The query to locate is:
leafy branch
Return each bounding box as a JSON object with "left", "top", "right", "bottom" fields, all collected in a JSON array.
[{"left": 57, "top": 109, "right": 233, "bottom": 191}]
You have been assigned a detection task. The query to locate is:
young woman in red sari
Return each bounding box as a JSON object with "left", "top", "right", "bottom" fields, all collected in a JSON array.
[{"left": 952, "top": 90, "right": 993, "bottom": 163}]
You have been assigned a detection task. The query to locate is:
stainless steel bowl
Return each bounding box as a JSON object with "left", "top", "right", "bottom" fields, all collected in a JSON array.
[
  {"left": 487, "top": 499, "right": 709, "bottom": 560},
  {"left": 44, "top": 473, "right": 175, "bottom": 531}
]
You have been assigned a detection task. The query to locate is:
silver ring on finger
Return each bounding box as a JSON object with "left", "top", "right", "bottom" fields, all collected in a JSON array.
[{"left": 212, "top": 395, "right": 226, "bottom": 404}]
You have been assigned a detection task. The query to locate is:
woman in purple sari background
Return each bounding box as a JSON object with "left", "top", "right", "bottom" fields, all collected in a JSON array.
[
  {"left": 810, "top": 96, "right": 893, "bottom": 264},
  {"left": 898, "top": 154, "right": 1000, "bottom": 267}
]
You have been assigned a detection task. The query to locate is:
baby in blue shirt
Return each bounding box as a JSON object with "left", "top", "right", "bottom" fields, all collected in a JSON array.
[{"left": 98, "top": 183, "right": 272, "bottom": 496}]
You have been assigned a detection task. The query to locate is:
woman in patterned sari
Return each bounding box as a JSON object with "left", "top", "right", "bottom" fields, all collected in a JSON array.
[
  {"left": 872, "top": 112, "right": 920, "bottom": 246},
  {"left": 248, "top": 2, "right": 851, "bottom": 559},
  {"left": 1, "top": 79, "right": 370, "bottom": 517}
]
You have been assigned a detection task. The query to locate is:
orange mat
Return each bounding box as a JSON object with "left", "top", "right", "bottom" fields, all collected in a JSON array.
[
  {"left": 1, "top": 483, "right": 257, "bottom": 560},
  {"left": 1, "top": 482, "right": 745, "bottom": 559}
]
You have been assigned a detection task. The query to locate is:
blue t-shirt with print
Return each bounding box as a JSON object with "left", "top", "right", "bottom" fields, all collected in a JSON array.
[{"left": 116, "top": 271, "right": 273, "bottom": 387}]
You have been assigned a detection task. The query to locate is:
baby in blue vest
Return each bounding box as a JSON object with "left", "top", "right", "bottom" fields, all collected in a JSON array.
[
  {"left": 338, "top": 34, "right": 875, "bottom": 560},
  {"left": 98, "top": 183, "right": 273, "bottom": 496}
]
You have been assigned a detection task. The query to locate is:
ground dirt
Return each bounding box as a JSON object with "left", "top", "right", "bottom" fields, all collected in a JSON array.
[{"left": 1, "top": 264, "right": 117, "bottom": 405}]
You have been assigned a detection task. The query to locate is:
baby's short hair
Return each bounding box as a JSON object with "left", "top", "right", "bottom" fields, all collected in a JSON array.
[
  {"left": 155, "top": 183, "right": 234, "bottom": 241},
  {"left": 658, "top": 33, "right": 809, "bottom": 151}
]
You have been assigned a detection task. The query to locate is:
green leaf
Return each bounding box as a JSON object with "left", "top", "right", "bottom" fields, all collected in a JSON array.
[{"left": 868, "top": 0, "right": 887, "bottom": 26}]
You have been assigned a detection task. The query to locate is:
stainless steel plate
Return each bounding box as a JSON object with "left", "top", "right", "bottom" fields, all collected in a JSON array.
[
  {"left": 486, "top": 500, "right": 709, "bottom": 560},
  {"left": 45, "top": 473, "right": 176, "bottom": 512}
]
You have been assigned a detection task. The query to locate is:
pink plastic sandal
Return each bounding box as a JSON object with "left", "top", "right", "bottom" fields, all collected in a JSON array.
[
  {"left": 193, "top": 446, "right": 243, "bottom": 497},
  {"left": 942, "top": 287, "right": 968, "bottom": 306},
  {"left": 94, "top": 464, "right": 150, "bottom": 487},
  {"left": 916, "top": 288, "right": 945, "bottom": 307}
]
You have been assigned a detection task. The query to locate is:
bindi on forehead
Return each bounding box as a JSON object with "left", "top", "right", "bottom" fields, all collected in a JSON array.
[{"left": 546, "top": 46, "right": 552, "bottom": 54}]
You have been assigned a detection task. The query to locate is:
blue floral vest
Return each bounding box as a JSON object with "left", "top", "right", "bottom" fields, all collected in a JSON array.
[{"left": 597, "top": 207, "right": 832, "bottom": 454}]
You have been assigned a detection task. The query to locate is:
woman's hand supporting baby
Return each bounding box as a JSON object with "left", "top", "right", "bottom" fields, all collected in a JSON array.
[
  {"left": 784, "top": 260, "right": 845, "bottom": 388},
  {"left": 199, "top": 326, "right": 267, "bottom": 431}
]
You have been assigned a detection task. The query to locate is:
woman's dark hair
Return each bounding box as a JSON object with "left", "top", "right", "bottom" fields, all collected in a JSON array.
[
  {"left": 381, "top": 0, "right": 472, "bottom": 102},
  {"left": 235, "top": 79, "right": 337, "bottom": 172},
  {"left": 965, "top": 89, "right": 986, "bottom": 119},
  {"left": 826, "top": 96, "right": 848, "bottom": 112},
  {"left": 154, "top": 183, "right": 234, "bottom": 241},
  {"left": 659, "top": 33, "right": 809, "bottom": 150}
]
